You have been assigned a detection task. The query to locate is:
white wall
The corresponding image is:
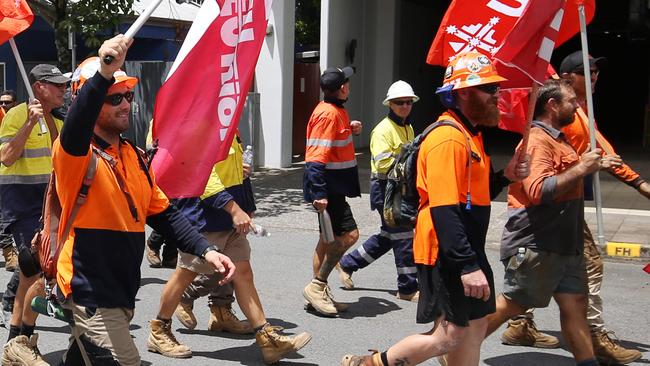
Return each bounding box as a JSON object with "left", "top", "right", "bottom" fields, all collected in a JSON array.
[
  {"left": 255, "top": 0, "right": 295, "bottom": 168},
  {"left": 320, "top": 0, "right": 397, "bottom": 148}
]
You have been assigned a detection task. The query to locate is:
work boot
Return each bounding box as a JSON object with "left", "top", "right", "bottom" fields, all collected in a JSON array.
[
  {"left": 208, "top": 304, "right": 253, "bottom": 334},
  {"left": 591, "top": 329, "right": 642, "bottom": 365},
  {"left": 303, "top": 279, "right": 337, "bottom": 316},
  {"left": 500, "top": 317, "right": 560, "bottom": 348},
  {"left": 174, "top": 302, "right": 197, "bottom": 330},
  {"left": 145, "top": 241, "right": 162, "bottom": 268},
  {"left": 336, "top": 263, "right": 354, "bottom": 289},
  {"left": 1, "top": 334, "right": 50, "bottom": 366},
  {"left": 340, "top": 351, "right": 382, "bottom": 366},
  {"left": 147, "top": 319, "right": 192, "bottom": 358},
  {"left": 396, "top": 290, "right": 420, "bottom": 302},
  {"left": 255, "top": 324, "right": 311, "bottom": 364},
  {"left": 2, "top": 246, "right": 17, "bottom": 272}
]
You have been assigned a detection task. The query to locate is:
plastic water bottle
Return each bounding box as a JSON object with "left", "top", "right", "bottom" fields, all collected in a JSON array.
[
  {"left": 243, "top": 145, "right": 254, "bottom": 173},
  {"left": 251, "top": 223, "right": 270, "bottom": 237},
  {"left": 515, "top": 247, "right": 526, "bottom": 267}
]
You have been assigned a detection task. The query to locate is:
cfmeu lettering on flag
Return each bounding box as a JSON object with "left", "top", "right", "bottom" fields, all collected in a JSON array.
[
  {"left": 486, "top": 0, "right": 528, "bottom": 17},
  {"left": 218, "top": 0, "right": 256, "bottom": 142}
]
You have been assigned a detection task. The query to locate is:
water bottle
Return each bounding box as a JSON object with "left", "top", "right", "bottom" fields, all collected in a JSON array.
[
  {"left": 243, "top": 145, "right": 254, "bottom": 173},
  {"left": 31, "top": 297, "right": 68, "bottom": 322},
  {"left": 251, "top": 223, "right": 270, "bottom": 237},
  {"left": 515, "top": 247, "right": 526, "bottom": 268}
]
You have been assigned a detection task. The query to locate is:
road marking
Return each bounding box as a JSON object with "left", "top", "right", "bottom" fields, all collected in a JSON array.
[
  {"left": 585, "top": 207, "right": 650, "bottom": 217},
  {"left": 606, "top": 242, "right": 641, "bottom": 257}
]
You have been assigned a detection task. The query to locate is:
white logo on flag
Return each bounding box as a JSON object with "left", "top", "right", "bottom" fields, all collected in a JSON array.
[{"left": 445, "top": 17, "right": 501, "bottom": 63}]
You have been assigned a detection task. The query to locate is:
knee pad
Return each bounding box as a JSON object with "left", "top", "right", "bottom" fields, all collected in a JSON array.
[{"left": 17, "top": 246, "right": 40, "bottom": 277}]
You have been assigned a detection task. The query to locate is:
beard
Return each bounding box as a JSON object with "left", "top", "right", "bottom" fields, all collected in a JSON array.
[
  {"left": 558, "top": 109, "right": 576, "bottom": 127},
  {"left": 465, "top": 91, "right": 501, "bottom": 127}
]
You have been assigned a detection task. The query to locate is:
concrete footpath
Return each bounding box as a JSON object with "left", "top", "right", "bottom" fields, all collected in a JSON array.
[{"left": 251, "top": 148, "right": 650, "bottom": 260}]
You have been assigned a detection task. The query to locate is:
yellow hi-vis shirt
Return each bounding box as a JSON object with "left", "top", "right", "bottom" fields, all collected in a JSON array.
[
  {"left": 201, "top": 138, "right": 244, "bottom": 199},
  {"left": 0, "top": 103, "right": 63, "bottom": 184},
  {"left": 370, "top": 116, "right": 414, "bottom": 178}
]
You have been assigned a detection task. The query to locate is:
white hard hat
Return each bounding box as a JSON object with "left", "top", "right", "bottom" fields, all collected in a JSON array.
[{"left": 382, "top": 80, "right": 419, "bottom": 106}]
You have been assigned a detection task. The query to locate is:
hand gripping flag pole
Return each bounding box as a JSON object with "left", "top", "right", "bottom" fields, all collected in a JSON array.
[{"left": 103, "top": 0, "right": 164, "bottom": 65}]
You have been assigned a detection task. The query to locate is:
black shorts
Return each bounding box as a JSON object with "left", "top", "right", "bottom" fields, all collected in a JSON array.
[
  {"left": 416, "top": 263, "right": 495, "bottom": 327},
  {"left": 320, "top": 194, "right": 357, "bottom": 236}
]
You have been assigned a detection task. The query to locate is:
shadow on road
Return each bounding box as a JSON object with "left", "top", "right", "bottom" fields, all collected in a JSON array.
[
  {"left": 484, "top": 351, "right": 575, "bottom": 365},
  {"left": 193, "top": 342, "right": 317, "bottom": 365},
  {"left": 140, "top": 277, "right": 169, "bottom": 287},
  {"left": 336, "top": 296, "right": 402, "bottom": 319}
]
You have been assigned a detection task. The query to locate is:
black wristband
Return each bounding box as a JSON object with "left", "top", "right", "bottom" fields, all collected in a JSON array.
[{"left": 200, "top": 245, "right": 220, "bottom": 259}]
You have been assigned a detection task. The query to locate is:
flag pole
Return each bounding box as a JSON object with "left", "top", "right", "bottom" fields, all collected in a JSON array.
[
  {"left": 578, "top": 3, "right": 605, "bottom": 247},
  {"left": 518, "top": 82, "right": 539, "bottom": 161},
  {"left": 9, "top": 38, "right": 47, "bottom": 134}
]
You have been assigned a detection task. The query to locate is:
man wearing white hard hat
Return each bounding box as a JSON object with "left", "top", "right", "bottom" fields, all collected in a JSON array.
[{"left": 337, "top": 80, "right": 419, "bottom": 301}]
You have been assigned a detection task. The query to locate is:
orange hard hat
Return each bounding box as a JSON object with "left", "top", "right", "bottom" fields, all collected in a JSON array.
[
  {"left": 71, "top": 57, "right": 138, "bottom": 95},
  {"left": 442, "top": 51, "right": 507, "bottom": 90}
]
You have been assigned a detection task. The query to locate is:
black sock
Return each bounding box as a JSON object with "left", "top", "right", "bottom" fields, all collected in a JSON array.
[
  {"left": 156, "top": 316, "right": 171, "bottom": 324},
  {"left": 7, "top": 325, "right": 20, "bottom": 341},
  {"left": 254, "top": 322, "right": 270, "bottom": 333},
  {"left": 20, "top": 323, "right": 35, "bottom": 338},
  {"left": 576, "top": 359, "right": 598, "bottom": 366},
  {"left": 380, "top": 351, "right": 389, "bottom": 366},
  {"left": 315, "top": 277, "right": 327, "bottom": 283}
]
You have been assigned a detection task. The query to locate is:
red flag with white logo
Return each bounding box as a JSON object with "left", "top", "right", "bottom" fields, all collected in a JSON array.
[
  {"left": 152, "top": 0, "right": 272, "bottom": 198},
  {"left": 0, "top": 0, "right": 34, "bottom": 44}
]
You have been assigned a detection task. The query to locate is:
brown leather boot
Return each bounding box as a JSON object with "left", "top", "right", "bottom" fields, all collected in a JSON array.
[
  {"left": 341, "top": 351, "right": 383, "bottom": 366},
  {"left": 147, "top": 319, "right": 192, "bottom": 358},
  {"left": 2, "top": 246, "right": 17, "bottom": 272},
  {"left": 500, "top": 317, "right": 560, "bottom": 348},
  {"left": 591, "top": 329, "right": 642, "bottom": 365},
  {"left": 255, "top": 324, "right": 311, "bottom": 364},
  {"left": 207, "top": 304, "right": 253, "bottom": 334}
]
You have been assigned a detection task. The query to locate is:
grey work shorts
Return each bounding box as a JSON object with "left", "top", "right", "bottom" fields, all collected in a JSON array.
[
  {"left": 502, "top": 248, "right": 587, "bottom": 309},
  {"left": 178, "top": 230, "right": 251, "bottom": 274}
]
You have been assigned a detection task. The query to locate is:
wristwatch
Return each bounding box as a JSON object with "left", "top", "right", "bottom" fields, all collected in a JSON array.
[{"left": 200, "top": 245, "right": 220, "bottom": 259}]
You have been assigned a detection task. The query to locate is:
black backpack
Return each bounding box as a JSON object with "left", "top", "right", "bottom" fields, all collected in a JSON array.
[{"left": 383, "top": 120, "right": 468, "bottom": 229}]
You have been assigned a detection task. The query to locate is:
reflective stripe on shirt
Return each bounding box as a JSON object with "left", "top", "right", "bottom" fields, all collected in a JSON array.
[{"left": 326, "top": 159, "right": 357, "bottom": 170}]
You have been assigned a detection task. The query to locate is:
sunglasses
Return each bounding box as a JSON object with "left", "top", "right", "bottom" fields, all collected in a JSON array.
[
  {"left": 391, "top": 100, "right": 414, "bottom": 106},
  {"left": 104, "top": 91, "right": 134, "bottom": 106},
  {"left": 0, "top": 101, "right": 14, "bottom": 105},
  {"left": 572, "top": 68, "right": 599, "bottom": 77},
  {"left": 475, "top": 83, "right": 500, "bottom": 95}
]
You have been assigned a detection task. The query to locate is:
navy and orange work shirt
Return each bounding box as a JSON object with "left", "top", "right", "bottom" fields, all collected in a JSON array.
[
  {"left": 303, "top": 98, "right": 360, "bottom": 201},
  {"left": 413, "top": 110, "right": 491, "bottom": 274},
  {"left": 501, "top": 121, "right": 584, "bottom": 260},
  {"left": 54, "top": 72, "right": 210, "bottom": 309}
]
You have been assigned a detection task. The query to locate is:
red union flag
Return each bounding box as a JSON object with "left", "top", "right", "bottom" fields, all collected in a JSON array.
[
  {"left": 152, "top": 0, "right": 272, "bottom": 198},
  {"left": 0, "top": 0, "right": 34, "bottom": 44}
]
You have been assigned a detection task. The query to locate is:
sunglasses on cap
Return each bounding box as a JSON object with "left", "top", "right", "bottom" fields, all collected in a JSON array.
[
  {"left": 475, "top": 83, "right": 500, "bottom": 95},
  {"left": 104, "top": 91, "right": 134, "bottom": 106},
  {"left": 391, "top": 100, "right": 414, "bottom": 106},
  {"left": 572, "top": 68, "right": 599, "bottom": 77}
]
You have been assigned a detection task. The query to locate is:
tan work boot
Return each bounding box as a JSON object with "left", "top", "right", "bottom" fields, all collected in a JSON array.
[
  {"left": 1, "top": 334, "right": 50, "bottom": 366},
  {"left": 147, "top": 319, "right": 192, "bottom": 358},
  {"left": 591, "top": 329, "right": 642, "bottom": 365},
  {"left": 208, "top": 304, "right": 253, "bottom": 334},
  {"left": 304, "top": 300, "right": 349, "bottom": 313},
  {"left": 145, "top": 241, "right": 162, "bottom": 268},
  {"left": 174, "top": 301, "right": 197, "bottom": 330},
  {"left": 500, "top": 317, "right": 560, "bottom": 348},
  {"left": 336, "top": 263, "right": 354, "bottom": 289},
  {"left": 396, "top": 291, "right": 419, "bottom": 302},
  {"left": 303, "top": 279, "right": 337, "bottom": 316},
  {"left": 2, "top": 246, "right": 17, "bottom": 272},
  {"left": 340, "top": 351, "right": 382, "bottom": 366},
  {"left": 255, "top": 324, "right": 311, "bottom": 364}
]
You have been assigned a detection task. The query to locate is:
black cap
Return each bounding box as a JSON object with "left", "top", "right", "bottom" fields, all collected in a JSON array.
[
  {"left": 29, "top": 64, "right": 71, "bottom": 85},
  {"left": 559, "top": 51, "right": 607, "bottom": 74},
  {"left": 320, "top": 66, "right": 354, "bottom": 91}
]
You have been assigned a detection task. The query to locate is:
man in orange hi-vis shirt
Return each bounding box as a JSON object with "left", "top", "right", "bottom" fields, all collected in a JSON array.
[
  {"left": 500, "top": 51, "right": 645, "bottom": 365},
  {"left": 302, "top": 66, "right": 363, "bottom": 317},
  {"left": 341, "top": 52, "right": 529, "bottom": 366}
]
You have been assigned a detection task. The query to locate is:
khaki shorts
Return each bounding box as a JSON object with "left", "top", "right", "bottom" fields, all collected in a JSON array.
[
  {"left": 62, "top": 300, "right": 139, "bottom": 366},
  {"left": 178, "top": 230, "right": 250, "bottom": 274},
  {"left": 502, "top": 248, "right": 587, "bottom": 309}
]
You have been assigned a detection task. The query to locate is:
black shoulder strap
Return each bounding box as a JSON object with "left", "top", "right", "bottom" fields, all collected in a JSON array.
[{"left": 124, "top": 139, "right": 154, "bottom": 188}]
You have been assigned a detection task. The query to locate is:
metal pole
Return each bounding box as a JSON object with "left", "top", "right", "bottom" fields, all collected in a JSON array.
[
  {"left": 578, "top": 4, "right": 605, "bottom": 247},
  {"left": 9, "top": 38, "right": 47, "bottom": 134},
  {"left": 69, "top": 27, "right": 76, "bottom": 70}
]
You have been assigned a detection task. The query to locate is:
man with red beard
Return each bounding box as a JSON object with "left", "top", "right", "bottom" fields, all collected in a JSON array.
[
  {"left": 341, "top": 51, "right": 529, "bottom": 366},
  {"left": 484, "top": 79, "right": 622, "bottom": 366}
]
